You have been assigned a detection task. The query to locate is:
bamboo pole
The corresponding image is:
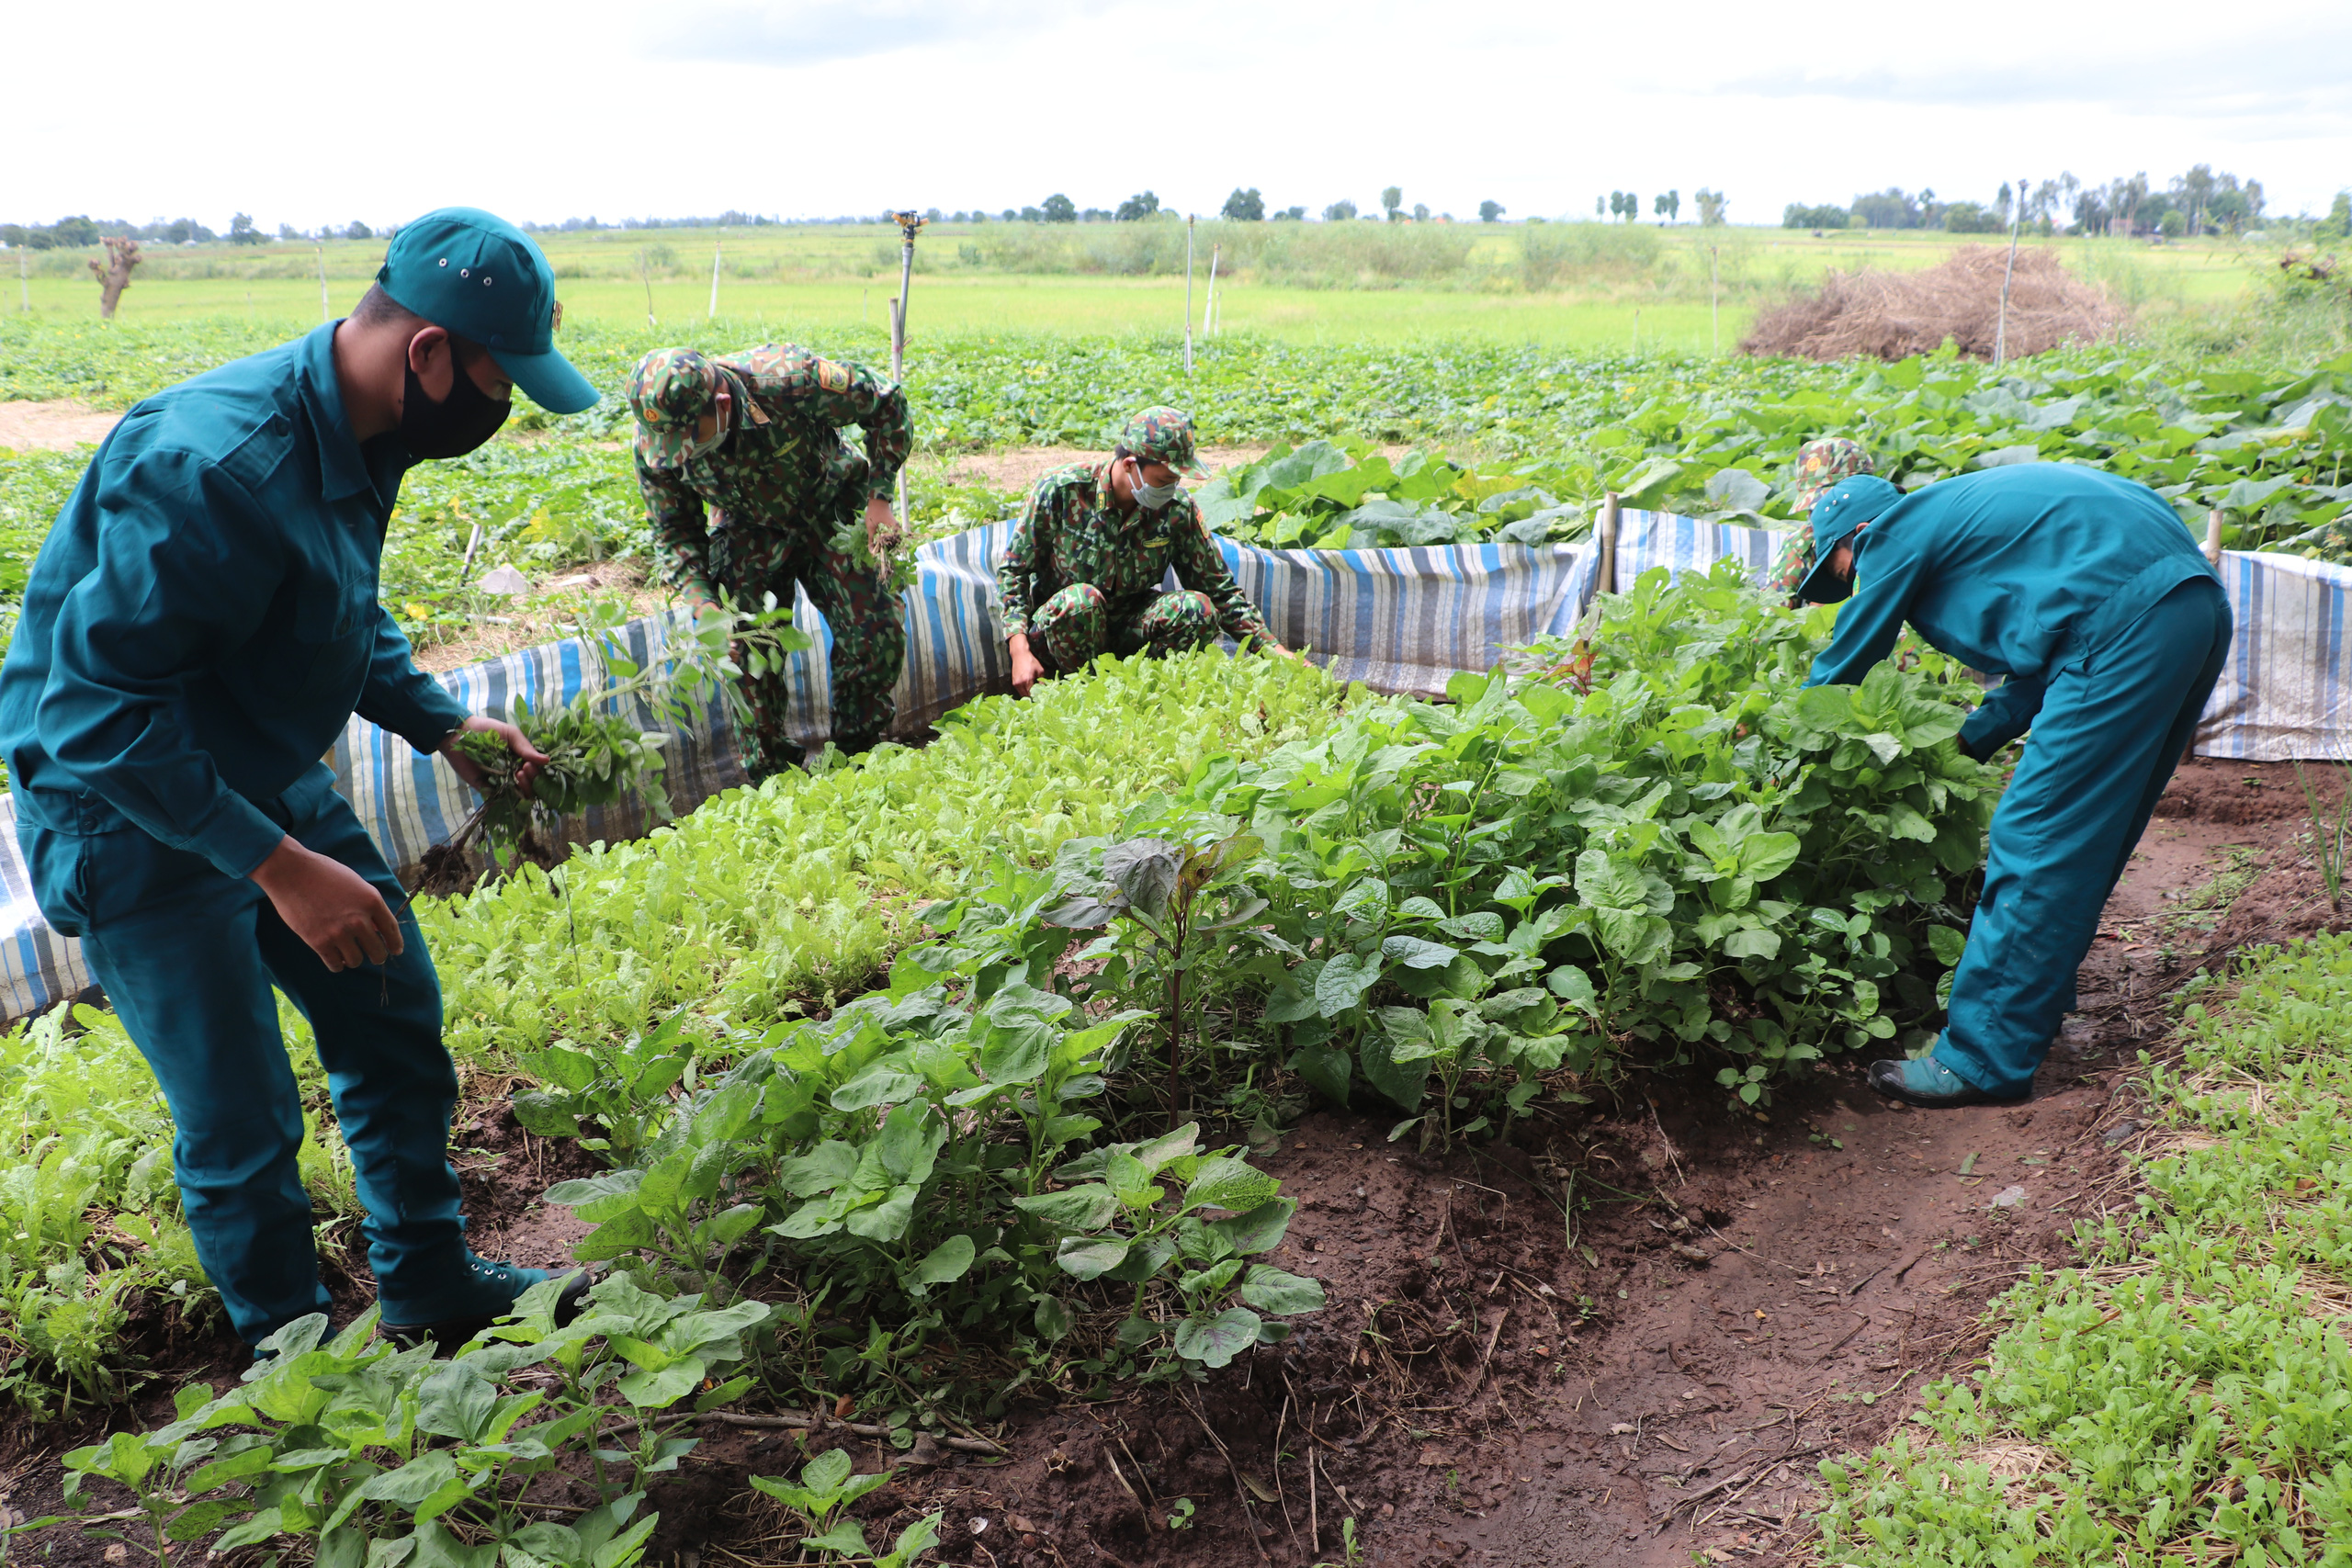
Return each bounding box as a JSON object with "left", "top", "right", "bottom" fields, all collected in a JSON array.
[{"left": 2204, "top": 507, "right": 2226, "bottom": 567}]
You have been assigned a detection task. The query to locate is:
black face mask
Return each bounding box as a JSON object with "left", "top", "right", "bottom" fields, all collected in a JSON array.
[{"left": 399, "top": 340, "right": 511, "bottom": 459}]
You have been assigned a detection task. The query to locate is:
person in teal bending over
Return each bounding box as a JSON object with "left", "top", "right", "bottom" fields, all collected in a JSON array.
[
  {"left": 0, "top": 209, "right": 597, "bottom": 1348},
  {"left": 1794, "top": 463, "right": 2231, "bottom": 1108}
]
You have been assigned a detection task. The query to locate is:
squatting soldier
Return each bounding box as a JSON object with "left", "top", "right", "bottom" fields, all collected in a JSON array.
[
  {"left": 999, "top": 407, "right": 1290, "bottom": 696},
  {"left": 628, "top": 344, "right": 910, "bottom": 774}
]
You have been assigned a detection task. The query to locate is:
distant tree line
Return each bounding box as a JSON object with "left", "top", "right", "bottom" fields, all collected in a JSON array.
[
  {"left": 1586, "top": 189, "right": 1724, "bottom": 226},
  {"left": 3, "top": 215, "right": 224, "bottom": 248},
  {"left": 1783, "top": 167, "right": 2272, "bottom": 237}
]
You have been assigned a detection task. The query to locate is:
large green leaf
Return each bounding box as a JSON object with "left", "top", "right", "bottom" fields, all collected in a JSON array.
[
  {"left": 1238, "top": 1265, "right": 1328, "bottom": 1315},
  {"left": 1358, "top": 1027, "right": 1431, "bottom": 1111},
  {"left": 1013, "top": 1185, "right": 1124, "bottom": 1231},
  {"left": 1172, "top": 1306, "right": 1264, "bottom": 1369},
  {"left": 1182, "top": 1157, "right": 1281, "bottom": 1215}
]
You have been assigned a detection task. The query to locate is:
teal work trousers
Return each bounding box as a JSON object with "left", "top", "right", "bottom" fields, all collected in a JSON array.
[
  {"left": 18, "top": 764, "right": 468, "bottom": 1345},
  {"left": 1933, "top": 578, "right": 2233, "bottom": 1099}
]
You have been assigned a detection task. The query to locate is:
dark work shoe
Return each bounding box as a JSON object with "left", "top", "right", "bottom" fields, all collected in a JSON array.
[
  {"left": 1866, "top": 1057, "right": 2030, "bottom": 1110},
  {"left": 380, "top": 1258, "right": 591, "bottom": 1350}
]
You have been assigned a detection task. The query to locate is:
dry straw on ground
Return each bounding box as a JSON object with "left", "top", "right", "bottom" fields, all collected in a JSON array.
[{"left": 1741, "top": 244, "right": 2122, "bottom": 362}]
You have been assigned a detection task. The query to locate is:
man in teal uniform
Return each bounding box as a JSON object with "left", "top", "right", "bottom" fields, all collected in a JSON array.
[
  {"left": 0, "top": 209, "right": 596, "bottom": 1348},
  {"left": 1795, "top": 463, "right": 2231, "bottom": 1108}
]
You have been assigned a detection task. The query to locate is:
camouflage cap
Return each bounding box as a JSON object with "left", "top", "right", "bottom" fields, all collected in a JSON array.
[
  {"left": 1119, "top": 406, "right": 1208, "bottom": 479},
  {"left": 1770, "top": 439, "right": 1880, "bottom": 598},
  {"left": 628, "top": 347, "right": 722, "bottom": 468},
  {"left": 1790, "top": 437, "right": 1876, "bottom": 513}
]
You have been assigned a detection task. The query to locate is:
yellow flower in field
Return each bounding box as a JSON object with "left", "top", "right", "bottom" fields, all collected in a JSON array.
[{"left": 404, "top": 602, "right": 429, "bottom": 619}]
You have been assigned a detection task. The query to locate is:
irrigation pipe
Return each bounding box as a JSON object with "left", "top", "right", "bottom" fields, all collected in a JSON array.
[
  {"left": 1184, "top": 215, "right": 1196, "bottom": 376},
  {"left": 886, "top": 210, "right": 926, "bottom": 523}
]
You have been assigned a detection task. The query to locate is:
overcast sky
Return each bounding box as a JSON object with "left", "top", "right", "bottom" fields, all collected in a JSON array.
[{"left": 13, "top": 0, "right": 2348, "bottom": 231}]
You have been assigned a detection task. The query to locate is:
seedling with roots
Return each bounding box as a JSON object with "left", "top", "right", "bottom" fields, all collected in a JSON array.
[{"left": 2294, "top": 759, "right": 2352, "bottom": 910}]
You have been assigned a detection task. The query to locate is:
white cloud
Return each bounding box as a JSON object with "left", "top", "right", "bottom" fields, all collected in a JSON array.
[
  {"left": 644, "top": 0, "right": 1127, "bottom": 64},
  {"left": 6, "top": 0, "right": 2347, "bottom": 233}
]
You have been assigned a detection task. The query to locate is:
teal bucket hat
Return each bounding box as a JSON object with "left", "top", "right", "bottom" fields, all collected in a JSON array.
[{"left": 1793, "top": 476, "right": 1905, "bottom": 604}]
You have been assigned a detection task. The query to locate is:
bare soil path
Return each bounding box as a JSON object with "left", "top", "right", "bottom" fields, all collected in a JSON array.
[{"left": 0, "top": 399, "right": 119, "bottom": 451}]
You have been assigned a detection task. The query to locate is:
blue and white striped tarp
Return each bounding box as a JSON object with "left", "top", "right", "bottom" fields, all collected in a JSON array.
[
  {"left": 1614, "top": 509, "right": 1782, "bottom": 586},
  {"left": 2196, "top": 550, "right": 2352, "bottom": 762},
  {"left": 1607, "top": 509, "right": 2352, "bottom": 763},
  {"left": 10, "top": 507, "right": 2343, "bottom": 1023},
  {"left": 0, "top": 525, "right": 1598, "bottom": 1023}
]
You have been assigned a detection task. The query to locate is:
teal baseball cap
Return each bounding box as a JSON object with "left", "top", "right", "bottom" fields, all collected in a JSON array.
[
  {"left": 375, "top": 207, "right": 599, "bottom": 415},
  {"left": 1794, "top": 475, "right": 1904, "bottom": 604}
]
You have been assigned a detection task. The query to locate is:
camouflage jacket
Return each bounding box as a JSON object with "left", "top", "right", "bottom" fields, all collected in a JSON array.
[
  {"left": 634, "top": 345, "right": 910, "bottom": 596},
  {"left": 998, "top": 463, "right": 1271, "bottom": 644}
]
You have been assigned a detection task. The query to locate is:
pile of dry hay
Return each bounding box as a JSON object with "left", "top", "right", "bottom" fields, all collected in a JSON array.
[{"left": 1741, "top": 244, "right": 2122, "bottom": 361}]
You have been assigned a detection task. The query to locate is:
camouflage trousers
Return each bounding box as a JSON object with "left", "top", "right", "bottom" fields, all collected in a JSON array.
[
  {"left": 707, "top": 506, "right": 905, "bottom": 776},
  {"left": 1032, "top": 585, "right": 1221, "bottom": 674}
]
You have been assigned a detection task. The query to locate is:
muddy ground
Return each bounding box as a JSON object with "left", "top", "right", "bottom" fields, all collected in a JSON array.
[{"left": 2, "top": 757, "right": 2338, "bottom": 1568}]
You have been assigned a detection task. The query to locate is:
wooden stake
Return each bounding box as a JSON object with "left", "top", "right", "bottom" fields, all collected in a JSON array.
[
  {"left": 1204, "top": 243, "right": 1221, "bottom": 336},
  {"left": 2204, "top": 507, "right": 2226, "bottom": 567},
  {"left": 316, "top": 243, "right": 331, "bottom": 323},
  {"left": 1600, "top": 491, "right": 1622, "bottom": 595},
  {"left": 1709, "top": 244, "right": 1720, "bottom": 355},
  {"left": 707, "top": 228, "right": 724, "bottom": 320}
]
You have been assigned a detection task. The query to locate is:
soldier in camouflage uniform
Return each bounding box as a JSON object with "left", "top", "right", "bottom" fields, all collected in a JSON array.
[
  {"left": 999, "top": 408, "right": 1289, "bottom": 695},
  {"left": 1769, "top": 438, "right": 1879, "bottom": 602},
  {"left": 628, "top": 345, "right": 910, "bottom": 775}
]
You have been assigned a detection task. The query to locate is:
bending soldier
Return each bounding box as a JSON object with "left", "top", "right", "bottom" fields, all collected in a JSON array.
[{"left": 628, "top": 345, "right": 910, "bottom": 774}]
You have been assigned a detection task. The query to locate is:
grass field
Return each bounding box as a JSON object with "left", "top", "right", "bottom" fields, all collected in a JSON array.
[{"left": 2, "top": 220, "right": 2272, "bottom": 354}]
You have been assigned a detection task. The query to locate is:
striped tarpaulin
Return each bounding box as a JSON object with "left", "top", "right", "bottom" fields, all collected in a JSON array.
[
  {"left": 1613, "top": 509, "right": 1783, "bottom": 586},
  {"left": 1608, "top": 510, "right": 2351, "bottom": 764},
  {"left": 0, "top": 526, "right": 1598, "bottom": 1024}
]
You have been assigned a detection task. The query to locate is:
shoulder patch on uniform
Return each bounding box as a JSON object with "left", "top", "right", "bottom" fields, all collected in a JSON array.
[{"left": 816, "top": 358, "right": 852, "bottom": 394}]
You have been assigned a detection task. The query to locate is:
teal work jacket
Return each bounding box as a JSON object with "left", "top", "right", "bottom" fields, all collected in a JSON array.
[
  {"left": 1804, "top": 463, "right": 2221, "bottom": 757},
  {"left": 0, "top": 322, "right": 469, "bottom": 880}
]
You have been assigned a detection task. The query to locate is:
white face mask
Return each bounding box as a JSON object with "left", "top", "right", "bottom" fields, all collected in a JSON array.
[{"left": 1128, "top": 458, "right": 1182, "bottom": 511}]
